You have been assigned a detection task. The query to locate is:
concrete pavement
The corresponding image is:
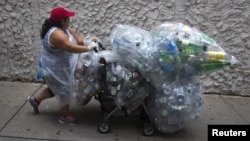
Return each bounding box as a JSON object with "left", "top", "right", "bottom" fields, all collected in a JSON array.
[{"left": 0, "top": 81, "right": 249, "bottom": 141}]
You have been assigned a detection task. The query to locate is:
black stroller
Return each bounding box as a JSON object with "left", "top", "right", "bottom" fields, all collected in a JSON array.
[{"left": 94, "top": 47, "right": 156, "bottom": 136}]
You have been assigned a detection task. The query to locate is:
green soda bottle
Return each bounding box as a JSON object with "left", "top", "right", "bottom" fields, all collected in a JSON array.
[
  {"left": 159, "top": 52, "right": 173, "bottom": 62},
  {"left": 176, "top": 39, "right": 207, "bottom": 56},
  {"left": 198, "top": 61, "right": 231, "bottom": 74}
]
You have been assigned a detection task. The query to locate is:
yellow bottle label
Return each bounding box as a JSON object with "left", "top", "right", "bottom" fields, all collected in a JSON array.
[{"left": 207, "top": 51, "right": 225, "bottom": 61}]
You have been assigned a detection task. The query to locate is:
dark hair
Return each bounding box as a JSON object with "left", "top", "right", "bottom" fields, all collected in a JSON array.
[{"left": 40, "top": 18, "right": 63, "bottom": 39}]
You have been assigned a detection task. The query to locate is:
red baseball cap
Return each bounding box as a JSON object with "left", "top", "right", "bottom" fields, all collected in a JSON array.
[{"left": 49, "top": 7, "right": 75, "bottom": 22}]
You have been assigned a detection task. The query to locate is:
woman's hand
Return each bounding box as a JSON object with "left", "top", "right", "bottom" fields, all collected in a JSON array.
[{"left": 87, "top": 42, "right": 98, "bottom": 51}]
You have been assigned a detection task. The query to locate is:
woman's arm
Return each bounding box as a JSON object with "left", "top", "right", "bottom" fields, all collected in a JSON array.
[
  {"left": 50, "top": 29, "right": 90, "bottom": 53},
  {"left": 69, "top": 27, "right": 84, "bottom": 45}
]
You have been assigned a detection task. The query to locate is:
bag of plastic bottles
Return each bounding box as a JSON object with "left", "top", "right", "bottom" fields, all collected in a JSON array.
[
  {"left": 110, "top": 24, "right": 173, "bottom": 88},
  {"left": 71, "top": 23, "right": 238, "bottom": 134},
  {"left": 74, "top": 36, "right": 107, "bottom": 107},
  {"left": 144, "top": 22, "right": 238, "bottom": 133},
  {"left": 105, "top": 62, "right": 150, "bottom": 114},
  {"left": 151, "top": 22, "right": 238, "bottom": 77},
  {"left": 146, "top": 77, "right": 204, "bottom": 133},
  {"left": 74, "top": 51, "right": 99, "bottom": 106}
]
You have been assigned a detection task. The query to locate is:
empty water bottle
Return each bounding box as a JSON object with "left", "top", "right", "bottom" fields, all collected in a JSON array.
[
  {"left": 157, "top": 39, "right": 179, "bottom": 56},
  {"left": 176, "top": 92, "right": 185, "bottom": 104},
  {"left": 201, "top": 51, "right": 233, "bottom": 62},
  {"left": 162, "top": 83, "right": 172, "bottom": 97}
]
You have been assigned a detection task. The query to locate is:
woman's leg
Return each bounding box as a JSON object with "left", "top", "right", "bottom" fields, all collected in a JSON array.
[
  {"left": 58, "top": 104, "right": 78, "bottom": 125},
  {"left": 28, "top": 87, "right": 54, "bottom": 114},
  {"left": 60, "top": 104, "right": 70, "bottom": 116},
  {"left": 35, "top": 87, "right": 54, "bottom": 102}
]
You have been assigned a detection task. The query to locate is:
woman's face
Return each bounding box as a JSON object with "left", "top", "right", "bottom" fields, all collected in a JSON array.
[{"left": 61, "top": 17, "right": 70, "bottom": 29}]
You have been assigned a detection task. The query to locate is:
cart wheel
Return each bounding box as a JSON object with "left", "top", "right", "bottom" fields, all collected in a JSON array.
[
  {"left": 142, "top": 122, "right": 155, "bottom": 136},
  {"left": 98, "top": 121, "right": 110, "bottom": 133}
]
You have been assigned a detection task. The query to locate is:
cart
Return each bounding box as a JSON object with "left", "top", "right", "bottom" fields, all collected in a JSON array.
[{"left": 94, "top": 58, "right": 156, "bottom": 136}]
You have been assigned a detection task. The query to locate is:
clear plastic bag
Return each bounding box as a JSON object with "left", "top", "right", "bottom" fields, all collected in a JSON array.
[
  {"left": 146, "top": 77, "right": 204, "bottom": 133},
  {"left": 110, "top": 24, "right": 171, "bottom": 88},
  {"left": 105, "top": 62, "right": 150, "bottom": 113},
  {"left": 72, "top": 23, "right": 238, "bottom": 134},
  {"left": 74, "top": 48, "right": 101, "bottom": 107},
  {"left": 151, "top": 22, "right": 238, "bottom": 77}
]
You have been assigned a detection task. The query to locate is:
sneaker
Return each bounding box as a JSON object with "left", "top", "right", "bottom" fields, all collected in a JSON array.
[
  {"left": 58, "top": 114, "right": 78, "bottom": 125},
  {"left": 28, "top": 96, "right": 40, "bottom": 114}
]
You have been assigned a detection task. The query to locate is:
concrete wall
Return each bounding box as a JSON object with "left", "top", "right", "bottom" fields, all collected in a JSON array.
[{"left": 0, "top": 0, "right": 249, "bottom": 96}]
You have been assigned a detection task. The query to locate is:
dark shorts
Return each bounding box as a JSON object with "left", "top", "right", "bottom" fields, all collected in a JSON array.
[
  {"left": 47, "top": 87, "right": 55, "bottom": 97},
  {"left": 42, "top": 77, "right": 55, "bottom": 97}
]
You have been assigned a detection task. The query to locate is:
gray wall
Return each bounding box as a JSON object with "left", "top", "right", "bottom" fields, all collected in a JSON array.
[{"left": 0, "top": 0, "right": 249, "bottom": 96}]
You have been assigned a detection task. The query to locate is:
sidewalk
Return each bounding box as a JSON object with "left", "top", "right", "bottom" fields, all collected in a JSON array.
[{"left": 0, "top": 81, "right": 249, "bottom": 141}]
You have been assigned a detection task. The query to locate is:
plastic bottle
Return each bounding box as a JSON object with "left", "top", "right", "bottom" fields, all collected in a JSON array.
[
  {"left": 186, "top": 83, "right": 193, "bottom": 94},
  {"left": 162, "top": 83, "right": 172, "bottom": 97},
  {"left": 201, "top": 51, "right": 232, "bottom": 62},
  {"left": 156, "top": 39, "right": 179, "bottom": 55},
  {"left": 83, "top": 84, "right": 93, "bottom": 95},
  {"left": 75, "top": 69, "right": 82, "bottom": 80},
  {"left": 158, "top": 96, "right": 168, "bottom": 104},
  {"left": 158, "top": 53, "right": 175, "bottom": 72},
  {"left": 161, "top": 109, "right": 168, "bottom": 117},
  {"left": 176, "top": 39, "right": 207, "bottom": 55},
  {"left": 198, "top": 61, "right": 231, "bottom": 74},
  {"left": 127, "top": 89, "right": 136, "bottom": 98},
  {"left": 130, "top": 58, "right": 144, "bottom": 70},
  {"left": 175, "top": 87, "right": 185, "bottom": 104},
  {"left": 129, "top": 71, "right": 141, "bottom": 88},
  {"left": 74, "top": 79, "right": 80, "bottom": 90},
  {"left": 176, "top": 92, "right": 185, "bottom": 104},
  {"left": 166, "top": 40, "right": 179, "bottom": 55},
  {"left": 159, "top": 52, "right": 173, "bottom": 62},
  {"left": 111, "top": 86, "right": 117, "bottom": 96},
  {"left": 110, "top": 75, "right": 118, "bottom": 95}
]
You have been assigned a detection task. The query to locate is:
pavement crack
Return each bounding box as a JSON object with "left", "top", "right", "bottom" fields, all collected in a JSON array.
[
  {"left": 0, "top": 84, "right": 43, "bottom": 133},
  {"left": 0, "top": 135, "right": 71, "bottom": 141}
]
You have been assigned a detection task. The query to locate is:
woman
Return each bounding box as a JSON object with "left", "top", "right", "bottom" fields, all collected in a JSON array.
[{"left": 28, "top": 7, "right": 97, "bottom": 125}]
